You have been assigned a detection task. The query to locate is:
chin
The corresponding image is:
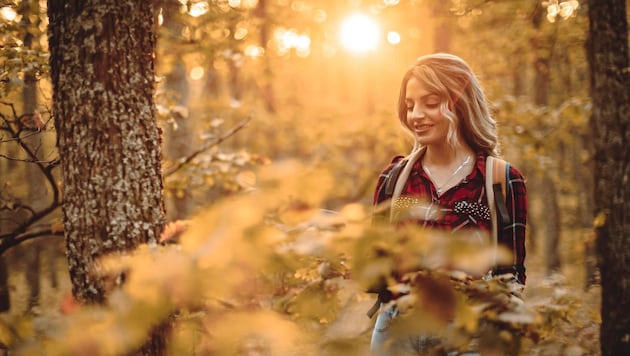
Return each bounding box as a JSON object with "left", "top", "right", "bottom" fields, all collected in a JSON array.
[{"left": 415, "top": 137, "right": 438, "bottom": 146}]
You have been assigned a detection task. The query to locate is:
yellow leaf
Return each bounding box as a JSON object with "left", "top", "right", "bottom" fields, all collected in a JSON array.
[
  {"left": 593, "top": 212, "right": 607, "bottom": 228},
  {"left": 236, "top": 170, "right": 256, "bottom": 188},
  {"left": 51, "top": 220, "right": 64, "bottom": 234}
]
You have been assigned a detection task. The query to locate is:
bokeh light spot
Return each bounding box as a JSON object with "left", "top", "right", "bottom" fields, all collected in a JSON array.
[
  {"left": 190, "top": 66, "right": 205, "bottom": 80},
  {"left": 387, "top": 31, "right": 401, "bottom": 45},
  {"left": 0, "top": 6, "right": 17, "bottom": 21}
]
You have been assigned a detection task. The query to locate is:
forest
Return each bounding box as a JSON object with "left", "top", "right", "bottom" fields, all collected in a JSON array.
[{"left": 0, "top": 0, "right": 629, "bottom": 355}]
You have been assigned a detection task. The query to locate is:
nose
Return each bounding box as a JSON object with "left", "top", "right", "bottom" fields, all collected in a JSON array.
[{"left": 408, "top": 105, "right": 424, "bottom": 121}]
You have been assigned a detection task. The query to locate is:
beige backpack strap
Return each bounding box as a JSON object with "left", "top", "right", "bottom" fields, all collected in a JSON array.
[
  {"left": 389, "top": 147, "right": 426, "bottom": 222},
  {"left": 486, "top": 156, "right": 498, "bottom": 271}
]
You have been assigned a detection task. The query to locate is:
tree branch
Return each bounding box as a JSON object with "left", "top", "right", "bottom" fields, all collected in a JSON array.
[
  {"left": 163, "top": 116, "right": 252, "bottom": 178},
  {"left": 0, "top": 101, "right": 63, "bottom": 255},
  {"left": 0, "top": 228, "right": 64, "bottom": 256}
]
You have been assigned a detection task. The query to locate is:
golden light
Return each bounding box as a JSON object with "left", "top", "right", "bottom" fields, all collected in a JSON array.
[
  {"left": 244, "top": 45, "right": 264, "bottom": 57},
  {"left": 234, "top": 27, "right": 248, "bottom": 40},
  {"left": 545, "top": 0, "right": 580, "bottom": 22},
  {"left": 190, "top": 66, "right": 205, "bottom": 80},
  {"left": 313, "top": 9, "right": 327, "bottom": 23},
  {"left": 295, "top": 34, "right": 311, "bottom": 57},
  {"left": 228, "top": 0, "right": 258, "bottom": 8},
  {"left": 0, "top": 6, "right": 17, "bottom": 21},
  {"left": 339, "top": 13, "right": 380, "bottom": 53},
  {"left": 189, "top": 1, "right": 209, "bottom": 17},
  {"left": 274, "top": 28, "right": 311, "bottom": 57},
  {"left": 242, "top": 0, "right": 259, "bottom": 8},
  {"left": 387, "top": 31, "right": 401, "bottom": 45}
]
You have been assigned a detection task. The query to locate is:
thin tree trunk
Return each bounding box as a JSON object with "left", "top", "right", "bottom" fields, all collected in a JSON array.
[
  {"left": 587, "top": 0, "right": 630, "bottom": 354},
  {"left": 0, "top": 257, "right": 8, "bottom": 312},
  {"left": 161, "top": 0, "right": 193, "bottom": 221},
  {"left": 432, "top": 2, "right": 451, "bottom": 53},
  {"left": 531, "top": 3, "right": 562, "bottom": 276},
  {"left": 20, "top": 0, "right": 43, "bottom": 312},
  {"left": 255, "top": 0, "right": 276, "bottom": 113}
]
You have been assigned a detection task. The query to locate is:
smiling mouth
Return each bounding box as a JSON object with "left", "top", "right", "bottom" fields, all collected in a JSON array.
[{"left": 413, "top": 124, "right": 432, "bottom": 132}]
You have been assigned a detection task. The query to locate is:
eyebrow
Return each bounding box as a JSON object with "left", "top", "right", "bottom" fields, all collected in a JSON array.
[{"left": 405, "top": 93, "right": 440, "bottom": 102}]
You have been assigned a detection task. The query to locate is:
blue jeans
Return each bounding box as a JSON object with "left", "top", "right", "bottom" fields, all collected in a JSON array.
[
  {"left": 370, "top": 304, "right": 397, "bottom": 354},
  {"left": 370, "top": 304, "right": 479, "bottom": 355}
]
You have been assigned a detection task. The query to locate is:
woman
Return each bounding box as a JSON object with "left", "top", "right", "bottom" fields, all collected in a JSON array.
[{"left": 370, "top": 53, "right": 527, "bottom": 354}]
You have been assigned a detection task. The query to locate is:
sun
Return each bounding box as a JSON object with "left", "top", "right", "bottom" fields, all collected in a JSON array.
[{"left": 339, "top": 13, "right": 380, "bottom": 54}]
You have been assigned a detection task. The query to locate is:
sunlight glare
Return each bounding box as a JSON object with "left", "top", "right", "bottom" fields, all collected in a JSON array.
[
  {"left": 545, "top": 0, "right": 579, "bottom": 22},
  {"left": 274, "top": 28, "right": 311, "bottom": 57},
  {"left": 0, "top": 7, "right": 17, "bottom": 21},
  {"left": 229, "top": 0, "right": 259, "bottom": 8},
  {"left": 244, "top": 45, "right": 264, "bottom": 57},
  {"left": 190, "top": 66, "right": 205, "bottom": 80},
  {"left": 189, "top": 1, "right": 209, "bottom": 17},
  {"left": 387, "top": 31, "right": 401, "bottom": 45},
  {"left": 339, "top": 14, "right": 380, "bottom": 53}
]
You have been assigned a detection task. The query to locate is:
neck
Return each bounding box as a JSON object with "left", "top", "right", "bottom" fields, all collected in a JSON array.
[{"left": 423, "top": 143, "right": 475, "bottom": 167}]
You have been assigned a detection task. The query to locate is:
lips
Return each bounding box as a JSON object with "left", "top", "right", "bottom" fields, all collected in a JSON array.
[{"left": 413, "top": 124, "right": 433, "bottom": 133}]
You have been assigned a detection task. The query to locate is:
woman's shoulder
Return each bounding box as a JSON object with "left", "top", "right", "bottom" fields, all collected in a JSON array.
[
  {"left": 379, "top": 155, "right": 406, "bottom": 174},
  {"left": 507, "top": 164, "right": 526, "bottom": 184}
]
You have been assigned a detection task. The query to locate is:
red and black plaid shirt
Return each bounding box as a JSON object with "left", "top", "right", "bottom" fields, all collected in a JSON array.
[{"left": 373, "top": 150, "right": 527, "bottom": 284}]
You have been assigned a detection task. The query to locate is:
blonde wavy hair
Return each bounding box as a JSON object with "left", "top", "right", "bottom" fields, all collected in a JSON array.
[{"left": 397, "top": 53, "right": 499, "bottom": 157}]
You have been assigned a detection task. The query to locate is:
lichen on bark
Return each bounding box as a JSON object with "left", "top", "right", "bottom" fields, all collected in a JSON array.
[{"left": 48, "top": 0, "right": 165, "bottom": 304}]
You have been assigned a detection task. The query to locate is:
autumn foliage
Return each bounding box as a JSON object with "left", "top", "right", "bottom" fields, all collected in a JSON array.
[{"left": 0, "top": 0, "right": 605, "bottom": 355}]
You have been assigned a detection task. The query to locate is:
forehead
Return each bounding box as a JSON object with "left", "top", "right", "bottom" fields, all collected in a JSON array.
[{"left": 405, "top": 77, "right": 439, "bottom": 99}]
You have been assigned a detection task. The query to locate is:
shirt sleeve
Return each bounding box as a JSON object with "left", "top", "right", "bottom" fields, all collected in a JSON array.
[{"left": 496, "top": 165, "right": 527, "bottom": 284}]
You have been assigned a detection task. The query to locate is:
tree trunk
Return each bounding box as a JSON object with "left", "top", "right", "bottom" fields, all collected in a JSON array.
[
  {"left": 587, "top": 1, "right": 630, "bottom": 354},
  {"left": 431, "top": 2, "right": 452, "bottom": 53},
  {"left": 161, "top": 0, "right": 193, "bottom": 221},
  {"left": 20, "top": 0, "right": 43, "bottom": 312},
  {"left": 0, "top": 258, "right": 8, "bottom": 312},
  {"left": 48, "top": 0, "right": 167, "bottom": 352},
  {"left": 255, "top": 0, "right": 276, "bottom": 113},
  {"left": 531, "top": 3, "right": 562, "bottom": 276}
]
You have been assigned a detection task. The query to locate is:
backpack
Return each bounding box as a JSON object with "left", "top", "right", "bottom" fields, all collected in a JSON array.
[
  {"left": 381, "top": 149, "right": 511, "bottom": 233},
  {"left": 367, "top": 151, "right": 511, "bottom": 318}
]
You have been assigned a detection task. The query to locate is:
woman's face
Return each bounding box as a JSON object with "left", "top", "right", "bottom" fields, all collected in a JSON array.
[{"left": 404, "top": 77, "right": 453, "bottom": 147}]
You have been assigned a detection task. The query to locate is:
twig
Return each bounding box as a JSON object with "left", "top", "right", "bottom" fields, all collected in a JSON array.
[
  {"left": 163, "top": 116, "right": 252, "bottom": 177},
  {"left": 0, "top": 202, "right": 36, "bottom": 216},
  {"left": 0, "top": 103, "right": 62, "bottom": 254},
  {"left": 0, "top": 228, "right": 64, "bottom": 256},
  {"left": 0, "top": 153, "right": 58, "bottom": 164}
]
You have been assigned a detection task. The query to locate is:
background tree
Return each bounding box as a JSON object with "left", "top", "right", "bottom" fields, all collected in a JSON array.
[
  {"left": 587, "top": 0, "right": 630, "bottom": 354},
  {"left": 47, "top": 0, "right": 166, "bottom": 351},
  {"left": 0, "top": 0, "right": 59, "bottom": 314}
]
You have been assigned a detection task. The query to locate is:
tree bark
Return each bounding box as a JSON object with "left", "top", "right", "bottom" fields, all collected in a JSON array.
[
  {"left": 587, "top": 0, "right": 630, "bottom": 354},
  {"left": 48, "top": 0, "right": 167, "bottom": 351},
  {"left": 531, "top": 3, "right": 562, "bottom": 276}
]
